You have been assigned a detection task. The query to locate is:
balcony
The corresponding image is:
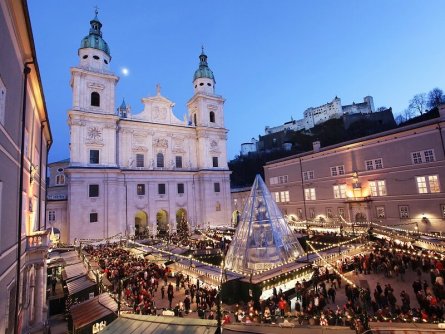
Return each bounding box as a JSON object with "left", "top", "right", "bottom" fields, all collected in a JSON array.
[
  {"left": 26, "top": 231, "right": 49, "bottom": 251},
  {"left": 344, "top": 195, "right": 372, "bottom": 203}
]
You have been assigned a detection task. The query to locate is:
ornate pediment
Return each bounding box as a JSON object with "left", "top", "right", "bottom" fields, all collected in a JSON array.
[{"left": 153, "top": 138, "right": 168, "bottom": 149}]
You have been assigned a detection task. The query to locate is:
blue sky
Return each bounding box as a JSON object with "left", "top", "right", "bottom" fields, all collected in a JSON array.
[{"left": 28, "top": 0, "right": 445, "bottom": 162}]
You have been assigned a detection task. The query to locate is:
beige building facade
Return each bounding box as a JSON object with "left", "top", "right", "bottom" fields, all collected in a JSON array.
[
  {"left": 264, "top": 108, "right": 445, "bottom": 234},
  {"left": 0, "top": 0, "right": 52, "bottom": 333}
]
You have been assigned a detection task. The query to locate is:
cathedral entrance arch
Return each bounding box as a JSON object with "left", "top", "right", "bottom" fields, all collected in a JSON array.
[
  {"left": 135, "top": 211, "right": 148, "bottom": 237},
  {"left": 156, "top": 210, "right": 169, "bottom": 237},
  {"left": 176, "top": 208, "right": 189, "bottom": 237}
]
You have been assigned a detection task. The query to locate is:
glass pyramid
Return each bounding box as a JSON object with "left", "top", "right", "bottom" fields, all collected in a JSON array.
[{"left": 225, "top": 174, "right": 304, "bottom": 275}]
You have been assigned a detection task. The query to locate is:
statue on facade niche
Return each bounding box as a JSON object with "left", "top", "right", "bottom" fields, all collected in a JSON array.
[
  {"left": 128, "top": 157, "right": 134, "bottom": 168},
  {"left": 150, "top": 159, "right": 155, "bottom": 169}
]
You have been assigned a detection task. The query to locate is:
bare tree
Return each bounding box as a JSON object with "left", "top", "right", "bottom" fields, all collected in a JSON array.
[
  {"left": 394, "top": 114, "right": 405, "bottom": 125},
  {"left": 376, "top": 106, "right": 387, "bottom": 112},
  {"left": 408, "top": 93, "right": 427, "bottom": 115},
  {"left": 403, "top": 108, "right": 414, "bottom": 120},
  {"left": 427, "top": 87, "right": 445, "bottom": 109}
]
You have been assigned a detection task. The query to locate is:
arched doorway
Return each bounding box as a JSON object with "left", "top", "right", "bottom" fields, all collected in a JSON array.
[
  {"left": 355, "top": 212, "right": 366, "bottom": 223},
  {"left": 156, "top": 210, "right": 169, "bottom": 237},
  {"left": 135, "top": 211, "right": 148, "bottom": 237},
  {"left": 176, "top": 208, "right": 189, "bottom": 237}
]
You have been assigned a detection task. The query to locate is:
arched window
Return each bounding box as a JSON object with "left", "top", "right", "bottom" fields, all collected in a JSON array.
[
  {"left": 156, "top": 153, "right": 164, "bottom": 168},
  {"left": 209, "top": 111, "right": 215, "bottom": 123},
  {"left": 91, "top": 92, "right": 100, "bottom": 107},
  {"left": 55, "top": 174, "right": 65, "bottom": 185}
]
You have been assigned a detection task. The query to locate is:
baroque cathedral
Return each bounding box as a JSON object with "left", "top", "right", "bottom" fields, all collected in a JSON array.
[{"left": 56, "top": 11, "right": 231, "bottom": 242}]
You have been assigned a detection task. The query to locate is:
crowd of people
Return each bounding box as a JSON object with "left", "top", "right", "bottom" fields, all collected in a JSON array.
[
  {"left": 230, "top": 238, "right": 445, "bottom": 331},
  {"left": 82, "top": 236, "right": 445, "bottom": 332},
  {"left": 84, "top": 243, "right": 223, "bottom": 319}
]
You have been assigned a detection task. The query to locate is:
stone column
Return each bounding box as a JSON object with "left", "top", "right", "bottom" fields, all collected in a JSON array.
[{"left": 34, "top": 262, "right": 45, "bottom": 325}]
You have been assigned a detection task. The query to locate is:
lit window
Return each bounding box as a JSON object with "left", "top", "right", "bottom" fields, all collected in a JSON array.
[
  {"left": 429, "top": 175, "right": 440, "bottom": 193},
  {"left": 214, "top": 182, "right": 220, "bottom": 193},
  {"left": 156, "top": 153, "right": 164, "bottom": 168},
  {"left": 280, "top": 191, "right": 289, "bottom": 202},
  {"left": 338, "top": 207, "right": 345, "bottom": 218},
  {"left": 90, "top": 212, "right": 98, "bottom": 223},
  {"left": 376, "top": 206, "right": 385, "bottom": 219},
  {"left": 175, "top": 156, "right": 183, "bottom": 168},
  {"left": 89, "top": 184, "right": 99, "bottom": 197},
  {"left": 411, "top": 149, "right": 435, "bottom": 164},
  {"left": 303, "top": 171, "right": 314, "bottom": 181},
  {"left": 416, "top": 175, "right": 440, "bottom": 193},
  {"left": 55, "top": 174, "right": 65, "bottom": 185},
  {"left": 304, "top": 188, "right": 316, "bottom": 200},
  {"left": 309, "top": 208, "right": 315, "bottom": 219},
  {"left": 326, "top": 208, "right": 333, "bottom": 218},
  {"left": 273, "top": 192, "right": 280, "bottom": 202},
  {"left": 89, "top": 150, "right": 99, "bottom": 164},
  {"left": 136, "top": 154, "right": 144, "bottom": 168},
  {"left": 333, "top": 184, "right": 347, "bottom": 199},
  {"left": 48, "top": 210, "right": 56, "bottom": 222},
  {"left": 369, "top": 180, "right": 387, "bottom": 196},
  {"left": 137, "top": 184, "right": 145, "bottom": 196},
  {"left": 270, "top": 177, "right": 278, "bottom": 185},
  {"left": 158, "top": 183, "right": 166, "bottom": 195},
  {"left": 331, "top": 165, "right": 345, "bottom": 176},
  {"left": 399, "top": 205, "right": 409, "bottom": 219}
]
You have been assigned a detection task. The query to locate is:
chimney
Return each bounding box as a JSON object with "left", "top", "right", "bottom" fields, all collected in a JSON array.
[{"left": 312, "top": 141, "right": 321, "bottom": 152}]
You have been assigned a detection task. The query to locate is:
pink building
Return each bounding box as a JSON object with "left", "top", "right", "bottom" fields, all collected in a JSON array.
[{"left": 263, "top": 107, "right": 445, "bottom": 234}]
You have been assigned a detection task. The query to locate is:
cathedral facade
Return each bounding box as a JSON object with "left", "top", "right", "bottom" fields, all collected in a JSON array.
[{"left": 61, "top": 12, "right": 231, "bottom": 243}]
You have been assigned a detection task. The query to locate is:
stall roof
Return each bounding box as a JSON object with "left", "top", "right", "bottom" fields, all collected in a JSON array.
[
  {"left": 101, "top": 314, "right": 216, "bottom": 334},
  {"left": 66, "top": 275, "right": 96, "bottom": 296},
  {"left": 63, "top": 262, "right": 87, "bottom": 281},
  {"left": 71, "top": 293, "right": 117, "bottom": 330}
]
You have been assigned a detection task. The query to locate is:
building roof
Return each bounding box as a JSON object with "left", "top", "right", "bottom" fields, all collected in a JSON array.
[
  {"left": 80, "top": 10, "right": 110, "bottom": 56},
  {"left": 48, "top": 158, "right": 70, "bottom": 166},
  {"left": 71, "top": 293, "right": 117, "bottom": 331}
]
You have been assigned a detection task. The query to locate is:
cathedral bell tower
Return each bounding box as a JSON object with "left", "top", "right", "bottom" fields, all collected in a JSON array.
[
  {"left": 187, "top": 48, "right": 228, "bottom": 169},
  {"left": 68, "top": 10, "right": 119, "bottom": 166}
]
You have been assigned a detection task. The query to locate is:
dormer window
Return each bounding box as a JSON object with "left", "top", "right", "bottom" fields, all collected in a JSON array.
[{"left": 91, "top": 92, "right": 100, "bottom": 107}]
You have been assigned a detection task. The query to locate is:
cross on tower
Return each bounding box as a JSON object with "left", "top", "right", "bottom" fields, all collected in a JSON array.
[{"left": 94, "top": 5, "right": 99, "bottom": 16}]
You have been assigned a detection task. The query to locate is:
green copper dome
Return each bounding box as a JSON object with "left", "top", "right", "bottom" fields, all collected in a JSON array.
[
  {"left": 80, "top": 11, "right": 110, "bottom": 57},
  {"left": 193, "top": 49, "right": 215, "bottom": 82}
]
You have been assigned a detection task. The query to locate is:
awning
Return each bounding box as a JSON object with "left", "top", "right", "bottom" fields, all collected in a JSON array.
[
  {"left": 66, "top": 275, "right": 96, "bottom": 297},
  {"left": 71, "top": 293, "right": 117, "bottom": 332},
  {"left": 63, "top": 263, "right": 87, "bottom": 282}
]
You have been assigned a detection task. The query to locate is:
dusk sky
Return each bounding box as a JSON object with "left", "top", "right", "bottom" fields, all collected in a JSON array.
[{"left": 28, "top": 1, "right": 445, "bottom": 162}]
